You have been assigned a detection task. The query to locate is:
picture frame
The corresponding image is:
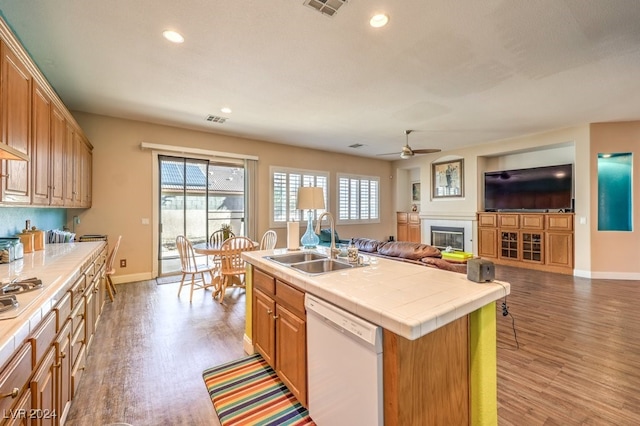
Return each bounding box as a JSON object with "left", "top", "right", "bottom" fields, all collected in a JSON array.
[
  {"left": 411, "top": 182, "right": 421, "bottom": 202},
  {"left": 432, "top": 159, "right": 464, "bottom": 198}
]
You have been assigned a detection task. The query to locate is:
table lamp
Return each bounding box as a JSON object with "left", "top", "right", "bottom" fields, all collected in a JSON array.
[{"left": 297, "top": 187, "right": 325, "bottom": 249}]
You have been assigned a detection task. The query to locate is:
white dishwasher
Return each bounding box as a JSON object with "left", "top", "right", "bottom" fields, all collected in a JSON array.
[{"left": 305, "top": 294, "right": 383, "bottom": 426}]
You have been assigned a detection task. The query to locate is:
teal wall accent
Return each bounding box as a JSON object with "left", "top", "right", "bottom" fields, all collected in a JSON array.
[
  {"left": 0, "top": 207, "right": 67, "bottom": 237},
  {"left": 597, "top": 153, "right": 632, "bottom": 231}
]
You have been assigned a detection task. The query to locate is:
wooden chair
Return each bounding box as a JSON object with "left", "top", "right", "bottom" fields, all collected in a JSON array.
[
  {"left": 217, "top": 236, "right": 255, "bottom": 303},
  {"left": 209, "top": 229, "right": 235, "bottom": 246},
  {"left": 176, "top": 235, "right": 217, "bottom": 302},
  {"left": 105, "top": 235, "right": 122, "bottom": 302},
  {"left": 260, "top": 230, "right": 277, "bottom": 250}
]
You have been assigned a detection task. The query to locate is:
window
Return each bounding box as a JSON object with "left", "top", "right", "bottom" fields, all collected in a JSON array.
[
  {"left": 338, "top": 174, "right": 380, "bottom": 224},
  {"left": 271, "top": 167, "right": 328, "bottom": 226}
]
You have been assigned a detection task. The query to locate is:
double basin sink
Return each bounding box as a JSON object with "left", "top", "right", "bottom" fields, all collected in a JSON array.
[{"left": 265, "top": 252, "right": 354, "bottom": 275}]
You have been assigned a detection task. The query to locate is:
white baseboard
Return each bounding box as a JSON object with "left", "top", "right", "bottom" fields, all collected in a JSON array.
[
  {"left": 588, "top": 271, "right": 640, "bottom": 280},
  {"left": 111, "top": 272, "right": 154, "bottom": 284},
  {"left": 243, "top": 334, "right": 254, "bottom": 355},
  {"left": 573, "top": 269, "right": 592, "bottom": 278}
]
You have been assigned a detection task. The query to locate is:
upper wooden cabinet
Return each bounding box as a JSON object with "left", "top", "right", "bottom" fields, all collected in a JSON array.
[
  {"left": 0, "top": 40, "right": 32, "bottom": 204},
  {"left": 0, "top": 17, "right": 92, "bottom": 208}
]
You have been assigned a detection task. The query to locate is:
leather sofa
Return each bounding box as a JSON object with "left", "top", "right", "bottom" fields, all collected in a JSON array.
[{"left": 352, "top": 238, "right": 467, "bottom": 273}]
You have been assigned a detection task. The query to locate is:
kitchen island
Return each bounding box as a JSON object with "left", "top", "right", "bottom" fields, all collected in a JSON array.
[{"left": 243, "top": 247, "right": 509, "bottom": 425}]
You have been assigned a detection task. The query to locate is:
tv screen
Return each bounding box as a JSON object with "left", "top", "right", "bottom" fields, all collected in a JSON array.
[{"left": 484, "top": 164, "right": 573, "bottom": 211}]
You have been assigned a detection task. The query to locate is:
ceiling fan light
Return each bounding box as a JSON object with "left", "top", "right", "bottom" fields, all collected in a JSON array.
[{"left": 400, "top": 151, "right": 412, "bottom": 159}]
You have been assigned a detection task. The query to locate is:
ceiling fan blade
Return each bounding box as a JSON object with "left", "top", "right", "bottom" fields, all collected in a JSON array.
[{"left": 412, "top": 149, "right": 441, "bottom": 154}]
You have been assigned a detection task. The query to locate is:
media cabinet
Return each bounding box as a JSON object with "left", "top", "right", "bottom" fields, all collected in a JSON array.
[{"left": 477, "top": 212, "right": 574, "bottom": 275}]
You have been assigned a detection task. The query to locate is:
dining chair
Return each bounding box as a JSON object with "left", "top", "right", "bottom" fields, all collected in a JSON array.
[
  {"left": 259, "top": 230, "right": 277, "bottom": 250},
  {"left": 209, "top": 229, "right": 235, "bottom": 246},
  {"left": 217, "top": 236, "right": 256, "bottom": 303},
  {"left": 176, "top": 235, "right": 217, "bottom": 302},
  {"left": 104, "top": 235, "right": 122, "bottom": 302}
]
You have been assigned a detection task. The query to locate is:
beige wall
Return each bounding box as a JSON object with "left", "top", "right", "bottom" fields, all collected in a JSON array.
[
  {"left": 70, "top": 112, "right": 393, "bottom": 282},
  {"left": 392, "top": 125, "right": 593, "bottom": 274},
  {"left": 590, "top": 121, "right": 640, "bottom": 278}
]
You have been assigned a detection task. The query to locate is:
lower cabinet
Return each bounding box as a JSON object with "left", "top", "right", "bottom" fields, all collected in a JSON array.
[
  {"left": 0, "top": 244, "right": 107, "bottom": 426},
  {"left": 252, "top": 268, "right": 307, "bottom": 406}
]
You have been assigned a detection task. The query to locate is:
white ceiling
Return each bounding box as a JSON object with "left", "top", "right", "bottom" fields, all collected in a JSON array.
[{"left": 1, "top": 0, "right": 640, "bottom": 159}]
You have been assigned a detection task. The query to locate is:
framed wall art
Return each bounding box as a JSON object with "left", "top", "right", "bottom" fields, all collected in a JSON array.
[
  {"left": 411, "top": 182, "right": 421, "bottom": 202},
  {"left": 432, "top": 159, "right": 464, "bottom": 198}
]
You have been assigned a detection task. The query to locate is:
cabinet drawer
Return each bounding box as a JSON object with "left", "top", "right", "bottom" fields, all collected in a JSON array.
[
  {"left": 54, "top": 291, "right": 72, "bottom": 331},
  {"left": 408, "top": 212, "right": 420, "bottom": 224},
  {"left": 71, "top": 298, "right": 85, "bottom": 334},
  {"left": 70, "top": 275, "right": 86, "bottom": 308},
  {"left": 276, "top": 280, "right": 305, "bottom": 316},
  {"left": 71, "top": 321, "right": 85, "bottom": 366},
  {"left": 546, "top": 214, "right": 574, "bottom": 231},
  {"left": 71, "top": 345, "right": 86, "bottom": 397},
  {"left": 498, "top": 214, "right": 519, "bottom": 228},
  {"left": 0, "top": 343, "right": 32, "bottom": 414},
  {"left": 29, "top": 311, "right": 57, "bottom": 366},
  {"left": 478, "top": 213, "right": 497, "bottom": 227},
  {"left": 396, "top": 212, "right": 408, "bottom": 224},
  {"left": 521, "top": 214, "right": 544, "bottom": 230},
  {"left": 254, "top": 268, "right": 275, "bottom": 294}
]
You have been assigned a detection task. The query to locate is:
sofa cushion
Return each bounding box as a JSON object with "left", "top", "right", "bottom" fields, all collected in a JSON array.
[
  {"left": 422, "top": 257, "right": 467, "bottom": 274},
  {"left": 377, "top": 241, "right": 441, "bottom": 260},
  {"left": 318, "top": 228, "right": 340, "bottom": 243},
  {"left": 353, "top": 238, "right": 383, "bottom": 253}
]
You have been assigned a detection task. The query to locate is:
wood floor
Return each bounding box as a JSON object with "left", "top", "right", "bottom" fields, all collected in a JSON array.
[{"left": 64, "top": 267, "right": 640, "bottom": 425}]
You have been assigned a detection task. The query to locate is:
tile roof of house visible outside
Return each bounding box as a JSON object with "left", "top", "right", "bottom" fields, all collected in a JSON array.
[{"left": 161, "top": 162, "right": 244, "bottom": 193}]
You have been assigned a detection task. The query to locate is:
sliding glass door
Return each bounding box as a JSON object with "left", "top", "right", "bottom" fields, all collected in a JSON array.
[{"left": 158, "top": 156, "right": 245, "bottom": 275}]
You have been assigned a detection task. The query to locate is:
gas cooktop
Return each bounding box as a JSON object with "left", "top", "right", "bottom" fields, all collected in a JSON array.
[{"left": 0, "top": 277, "right": 45, "bottom": 320}]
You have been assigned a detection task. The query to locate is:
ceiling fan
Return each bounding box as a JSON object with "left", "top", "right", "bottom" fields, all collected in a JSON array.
[{"left": 379, "top": 130, "right": 441, "bottom": 159}]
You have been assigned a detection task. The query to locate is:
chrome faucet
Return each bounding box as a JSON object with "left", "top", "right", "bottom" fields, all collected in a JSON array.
[{"left": 315, "top": 212, "right": 339, "bottom": 259}]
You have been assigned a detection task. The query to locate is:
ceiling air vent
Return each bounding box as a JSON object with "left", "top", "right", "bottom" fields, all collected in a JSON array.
[
  {"left": 303, "top": 0, "right": 347, "bottom": 17},
  {"left": 349, "top": 143, "right": 364, "bottom": 149},
  {"left": 205, "top": 115, "right": 228, "bottom": 124}
]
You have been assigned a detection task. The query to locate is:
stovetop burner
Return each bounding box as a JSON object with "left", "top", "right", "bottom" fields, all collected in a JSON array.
[
  {"left": 2, "top": 278, "right": 43, "bottom": 295},
  {"left": 0, "top": 295, "right": 18, "bottom": 313}
]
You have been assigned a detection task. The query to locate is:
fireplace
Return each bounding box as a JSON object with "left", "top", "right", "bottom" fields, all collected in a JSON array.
[{"left": 430, "top": 226, "right": 464, "bottom": 251}]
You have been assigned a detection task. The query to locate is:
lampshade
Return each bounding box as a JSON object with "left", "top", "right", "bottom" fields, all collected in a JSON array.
[
  {"left": 297, "top": 187, "right": 325, "bottom": 210},
  {"left": 0, "top": 144, "right": 29, "bottom": 161}
]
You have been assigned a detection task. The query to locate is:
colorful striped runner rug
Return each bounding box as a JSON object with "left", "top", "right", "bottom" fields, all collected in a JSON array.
[{"left": 202, "top": 353, "right": 315, "bottom": 426}]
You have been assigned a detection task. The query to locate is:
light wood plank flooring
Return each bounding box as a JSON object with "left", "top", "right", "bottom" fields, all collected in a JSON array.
[{"left": 65, "top": 267, "right": 640, "bottom": 425}]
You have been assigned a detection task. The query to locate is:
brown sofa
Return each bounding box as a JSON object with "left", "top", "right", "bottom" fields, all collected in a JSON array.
[{"left": 353, "top": 238, "right": 467, "bottom": 273}]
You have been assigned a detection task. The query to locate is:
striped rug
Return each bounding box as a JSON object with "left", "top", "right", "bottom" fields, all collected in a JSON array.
[{"left": 202, "top": 353, "right": 315, "bottom": 426}]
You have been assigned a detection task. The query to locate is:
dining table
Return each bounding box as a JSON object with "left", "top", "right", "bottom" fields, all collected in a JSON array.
[{"left": 192, "top": 240, "right": 259, "bottom": 300}]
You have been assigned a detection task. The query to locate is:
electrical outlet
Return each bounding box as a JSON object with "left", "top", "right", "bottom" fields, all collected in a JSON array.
[{"left": 120, "top": 259, "right": 126, "bottom": 268}]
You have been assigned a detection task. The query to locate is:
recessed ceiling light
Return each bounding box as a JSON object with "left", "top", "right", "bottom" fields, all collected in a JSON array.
[
  {"left": 163, "top": 30, "right": 184, "bottom": 43},
  {"left": 221, "top": 107, "right": 232, "bottom": 114},
  {"left": 370, "top": 13, "right": 389, "bottom": 28}
]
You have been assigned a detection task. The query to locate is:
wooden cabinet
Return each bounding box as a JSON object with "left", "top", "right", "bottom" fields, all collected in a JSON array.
[
  {"left": 0, "top": 17, "right": 92, "bottom": 208},
  {"left": 0, "top": 244, "right": 107, "bottom": 425},
  {"left": 397, "top": 212, "right": 421, "bottom": 243},
  {"left": 252, "top": 268, "right": 307, "bottom": 406},
  {"left": 31, "top": 82, "right": 51, "bottom": 205},
  {"left": 478, "top": 212, "right": 574, "bottom": 274},
  {"left": 0, "top": 344, "right": 32, "bottom": 418},
  {"left": 0, "top": 40, "right": 32, "bottom": 204}
]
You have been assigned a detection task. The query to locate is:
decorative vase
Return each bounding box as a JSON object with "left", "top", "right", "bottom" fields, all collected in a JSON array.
[{"left": 300, "top": 210, "right": 319, "bottom": 249}]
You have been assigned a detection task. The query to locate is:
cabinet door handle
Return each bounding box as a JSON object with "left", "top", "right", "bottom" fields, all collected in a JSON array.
[
  {"left": 273, "top": 315, "right": 279, "bottom": 320},
  {"left": 266, "top": 309, "right": 273, "bottom": 315},
  {"left": 0, "top": 388, "right": 19, "bottom": 399}
]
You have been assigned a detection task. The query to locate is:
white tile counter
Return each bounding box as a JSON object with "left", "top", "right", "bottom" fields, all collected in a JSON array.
[
  {"left": 243, "top": 247, "right": 510, "bottom": 340},
  {"left": 0, "top": 242, "right": 106, "bottom": 368}
]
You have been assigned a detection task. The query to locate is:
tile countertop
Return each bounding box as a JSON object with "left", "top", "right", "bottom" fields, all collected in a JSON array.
[
  {"left": 0, "top": 241, "right": 106, "bottom": 368},
  {"left": 243, "top": 247, "right": 510, "bottom": 341}
]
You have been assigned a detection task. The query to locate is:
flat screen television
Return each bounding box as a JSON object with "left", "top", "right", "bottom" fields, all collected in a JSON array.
[{"left": 484, "top": 164, "right": 573, "bottom": 212}]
